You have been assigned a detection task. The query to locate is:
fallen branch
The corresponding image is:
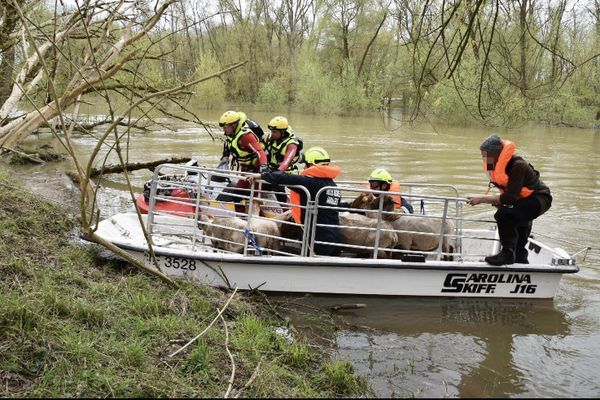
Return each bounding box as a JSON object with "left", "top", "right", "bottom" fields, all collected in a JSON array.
[
  {"left": 221, "top": 313, "right": 236, "bottom": 398},
  {"left": 89, "top": 156, "right": 192, "bottom": 176},
  {"left": 0, "top": 146, "right": 45, "bottom": 164},
  {"left": 330, "top": 303, "right": 367, "bottom": 311},
  {"left": 65, "top": 156, "right": 192, "bottom": 183},
  {"left": 233, "top": 358, "right": 263, "bottom": 398},
  {"left": 169, "top": 287, "right": 239, "bottom": 358}
]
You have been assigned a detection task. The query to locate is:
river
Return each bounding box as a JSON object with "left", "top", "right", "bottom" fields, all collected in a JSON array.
[{"left": 18, "top": 106, "right": 600, "bottom": 397}]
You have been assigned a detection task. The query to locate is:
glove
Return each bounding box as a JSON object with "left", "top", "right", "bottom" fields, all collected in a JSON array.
[{"left": 259, "top": 164, "right": 269, "bottom": 174}]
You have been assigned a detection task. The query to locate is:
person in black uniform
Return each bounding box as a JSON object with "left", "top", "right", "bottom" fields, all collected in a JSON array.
[
  {"left": 250, "top": 146, "right": 342, "bottom": 256},
  {"left": 467, "top": 134, "right": 552, "bottom": 265}
]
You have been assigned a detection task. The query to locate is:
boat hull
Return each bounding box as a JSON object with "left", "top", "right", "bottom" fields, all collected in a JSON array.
[
  {"left": 127, "top": 248, "right": 566, "bottom": 298},
  {"left": 97, "top": 213, "right": 575, "bottom": 299}
]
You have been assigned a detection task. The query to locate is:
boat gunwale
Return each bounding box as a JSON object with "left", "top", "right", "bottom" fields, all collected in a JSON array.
[{"left": 110, "top": 239, "right": 579, "bottom": 275}]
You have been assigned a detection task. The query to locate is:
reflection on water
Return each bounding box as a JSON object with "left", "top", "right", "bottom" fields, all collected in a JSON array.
[
  {"left": 279, "top": 294, "right": 575, "bottom": 397},
  {"left": 18, "top": 106, "right": 600, "bottom": 397}
]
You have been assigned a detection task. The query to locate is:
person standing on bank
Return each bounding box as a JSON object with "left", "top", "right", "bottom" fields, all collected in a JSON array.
[
  {"left": 249, "top": 146, "right": 342, "bottom": 257},
  {"left": 466, "top": 134, "right": 552, "bottom": 265}
]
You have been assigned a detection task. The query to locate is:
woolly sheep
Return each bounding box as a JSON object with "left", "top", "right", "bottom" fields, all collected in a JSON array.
[
  {"left": 200, "top": 200, "right": 281, "bottom": 254},
  {"left": 352, "top": 192, "right": 455, "bottom": 259}
]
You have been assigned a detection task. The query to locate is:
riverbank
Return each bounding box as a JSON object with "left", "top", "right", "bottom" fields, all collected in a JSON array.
[{"left": 0, "top": 166, "right": 369, "bottom": 397}]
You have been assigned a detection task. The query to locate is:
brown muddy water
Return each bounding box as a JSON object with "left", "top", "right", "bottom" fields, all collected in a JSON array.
[{"left": 16, "top": 107, "right": 600, "bottom": 397}]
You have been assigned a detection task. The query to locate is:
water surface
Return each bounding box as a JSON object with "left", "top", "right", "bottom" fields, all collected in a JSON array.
[{"left": 21, "top": 107, "right": 600, "bottom": 397}]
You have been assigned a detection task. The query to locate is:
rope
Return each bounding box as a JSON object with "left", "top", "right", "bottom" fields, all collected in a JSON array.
[
  {"left": 531, "top": 229, "right": 595, "bottom": 257},
  {"left": 244, "top": 229, "right": 263, "bottom": 255}
]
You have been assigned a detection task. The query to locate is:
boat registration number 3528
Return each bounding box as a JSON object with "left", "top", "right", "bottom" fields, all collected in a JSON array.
[{"left": 144, "top": 252, "right": 197, "bottom": 271}]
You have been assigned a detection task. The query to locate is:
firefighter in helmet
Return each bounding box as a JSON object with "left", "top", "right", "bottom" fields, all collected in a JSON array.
[{"left": 367, "top": 168, "right": 414, "bottom": 214}]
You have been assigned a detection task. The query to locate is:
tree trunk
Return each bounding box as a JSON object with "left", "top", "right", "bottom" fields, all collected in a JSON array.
[
  {"left": 0, "top": 0, "right": 26, "bottom": 105},
  {"left": 519, "top": 0, "right": 528, "bottom": 96}
]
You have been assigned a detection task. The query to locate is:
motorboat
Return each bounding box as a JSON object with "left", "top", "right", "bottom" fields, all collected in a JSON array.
[{"left": 94, "top": 163, "right": 578, "bottom": 299}]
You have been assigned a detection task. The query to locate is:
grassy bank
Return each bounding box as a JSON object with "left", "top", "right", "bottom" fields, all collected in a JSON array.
[{"left": 0, "top": 167, "right": 368, "bottom": 397}]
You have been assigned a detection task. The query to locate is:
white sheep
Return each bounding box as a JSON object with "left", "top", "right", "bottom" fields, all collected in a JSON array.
[
  {"left": 271, "top": 207, "right": 398, "bottom": 258},
  {"left": 338, "top": 212, "right": 398, "bottom": 258},
  {"left": 199, "top": 200, "right": 281, "bottom": 254},
  {"left": 352, "top": 192, "right": 455, "bottom": 259},
  {"left": 271, "top": 210, "right": 304, "bottom": 242}
]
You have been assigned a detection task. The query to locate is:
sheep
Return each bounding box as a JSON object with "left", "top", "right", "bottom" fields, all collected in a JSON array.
[
  {"left": 272, "top": 210, "right": 304, "bottom": 242},
  {"left": 267, "top": 210, "right": 305, "bottom": 255},
  {"left": 352, "top": 192, "right": 455, "bottom": 259},
  {"left": 199, "top": 200, "right": 281, "bottom": 254},
  {"left": 271, "top": 207, "right": 398, "bottom": 258},
  {"left": 338, "top": 212, "right": 398, "bottom": 258},
  {"left": 349, "top": 192, "right": 405, "bottom": 219}
]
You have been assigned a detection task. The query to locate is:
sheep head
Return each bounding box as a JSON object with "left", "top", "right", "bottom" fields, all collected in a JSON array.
[
  {"left": 368, "top": 195, "right": 403, "bottom": 221},
  {"left": 350, "top": 192, "right": 376, "bottom": 210}
]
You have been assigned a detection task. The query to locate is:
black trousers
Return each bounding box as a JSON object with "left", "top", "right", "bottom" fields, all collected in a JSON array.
[
  {"left": 494, "top": 195, "right": 547, "bottom": 255},
  {"left": 313, "top": 227, "right": 341, "bottom": 257},
  {"left": 216, "top": 181, "right": 252, "bottom": 212}
]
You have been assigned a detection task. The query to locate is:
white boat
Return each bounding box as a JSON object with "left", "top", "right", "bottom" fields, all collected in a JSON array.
[{"left": 94, "top": 164, "right": 578, "bottom": 299}]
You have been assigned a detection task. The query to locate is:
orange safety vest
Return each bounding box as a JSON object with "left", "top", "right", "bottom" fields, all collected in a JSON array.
[
  {"left": 361, "top": 181, "right": 403, "bottom": 209},
  {"left": 290, "top": 164, "right": 341, "bottom": 224},
  {"left": 485, "top": 140, "right": 533, "bottom": 199}
]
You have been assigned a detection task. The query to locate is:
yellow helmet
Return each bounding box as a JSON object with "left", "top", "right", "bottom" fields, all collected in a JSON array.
[
  {"left": 219, "top": 110, "right": 240, "bottom": 126},
  {"left": 268, "top": 116, "right": 289, "bottom": 131},
  {"left": 304, "top": 146, "right": 330, "bottom": 165},
  {"left": 369, "top": 168, "right": 392, "bottom": 184}
]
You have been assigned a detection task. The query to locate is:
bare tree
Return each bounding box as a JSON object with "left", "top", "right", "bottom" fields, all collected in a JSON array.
[
  {"left": 0, "top": 0, "right": 178, "bottom": 148},
  {"left": 277, "top": 0, "right": 315, "bottom": 84},
  {"left": 325, "top": 0, "right": 364, "bottom": 61},
  {"left": 0, "top": 0, "right": 247, "bottom": 281}
]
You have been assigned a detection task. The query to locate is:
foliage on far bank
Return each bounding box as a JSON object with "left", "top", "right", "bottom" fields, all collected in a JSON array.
[
  {"left": 0, "top": 167, "right": 368, "bottom": 398},
  {"left": 189, "top": 0, "right": 599, "bottom": 128},
  {"left": 2, "top": 0, "right": 598, "bottom": 157}
]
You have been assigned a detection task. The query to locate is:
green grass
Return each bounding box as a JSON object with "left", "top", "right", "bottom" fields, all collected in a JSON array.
[{"left": 0, "top": 167, "right": 368, "bottom": 397}]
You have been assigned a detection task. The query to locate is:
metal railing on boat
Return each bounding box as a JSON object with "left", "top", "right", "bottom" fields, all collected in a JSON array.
[{"left": 142, "top": 164, "right": 502, "bottom": 262}]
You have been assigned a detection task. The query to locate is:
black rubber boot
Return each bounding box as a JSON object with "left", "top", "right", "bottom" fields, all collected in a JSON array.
[
  {"left": 488, "top": 209, "right": 517, "bottom": 266},
  {"left": 515, "top": 223, "right": 532, "bottom": 264},
  {"left": 515, "top": 250, "right": 529, "bottom": 264},
  {"left": 485, "top": 249, "right": 515, "bottom": 266}
]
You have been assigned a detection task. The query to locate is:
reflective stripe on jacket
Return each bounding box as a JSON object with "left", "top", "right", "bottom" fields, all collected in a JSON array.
[
  {"left": 267, "top": 134, "right": 300, "bottom": 173},
  {"left": 225, "top": 127, "right": 265, "bottom": 168}
]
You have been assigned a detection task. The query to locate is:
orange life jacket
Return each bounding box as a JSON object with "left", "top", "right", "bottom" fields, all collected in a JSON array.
[
  {"left": 290, "top": 164, "right": 341, "bottom": 224},
  {"left": 485, "top": 140, "right": 533, "bottom": 199},
  {"left": 361, "top": 181, "right": 403, "bottom": 209}
]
